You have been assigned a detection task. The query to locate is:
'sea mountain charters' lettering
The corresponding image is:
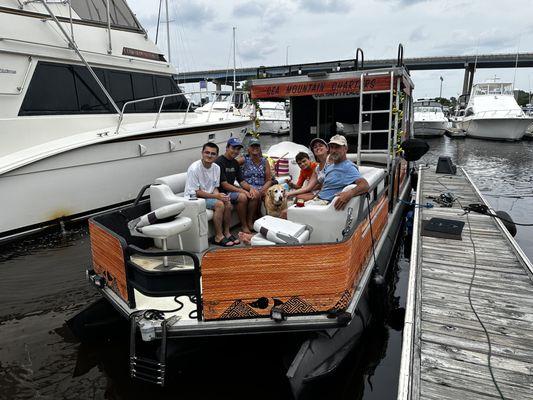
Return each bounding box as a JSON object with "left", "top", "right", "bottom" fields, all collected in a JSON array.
[{"left": 252, "top": 76, "right": 390, "bottom": 99}]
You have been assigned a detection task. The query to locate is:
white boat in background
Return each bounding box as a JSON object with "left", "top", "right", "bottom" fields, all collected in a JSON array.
[
  {"left": 256, "top": 101, "right": 289, "bottom": 134},
  {"left": 194, "top": 91, "right": 254, "bottom": 120},
  {"left": 459, "top": 80, "right": 533, "bottom": 141},
  {"left": 0, "top": 0, "right": 252, "bottom": 240},
  {"left": 413, "top": 99, "right": 450, "bottom": 137}
]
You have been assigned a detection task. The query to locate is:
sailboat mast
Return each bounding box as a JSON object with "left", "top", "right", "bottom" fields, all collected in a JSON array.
[
  {"left": 165, "top": 0, "right": 171, "bottom": 63},
  {"left": 233, "top": 26, "right": 236, "bottom": 95}
]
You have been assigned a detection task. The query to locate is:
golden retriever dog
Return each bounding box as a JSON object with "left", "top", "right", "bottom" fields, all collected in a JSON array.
[{"left": 264, "top": 184, "right": 287, "bottom": 218}]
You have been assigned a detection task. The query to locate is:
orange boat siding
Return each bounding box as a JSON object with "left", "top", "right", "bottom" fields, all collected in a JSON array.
[
  {"left": 89, "top": 221, "right": 129, "bottom": 303},
  {"left": 201, "top": 194, "right": 389, "bottom": 321}
]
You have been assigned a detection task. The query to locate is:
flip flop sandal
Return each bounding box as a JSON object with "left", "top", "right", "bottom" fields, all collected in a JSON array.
[
  {"left": 213, "top": 237, "right": 234, "bottom": 247},
  {"left": 228, "top": 234, "right": 240, "bottom": 245}
]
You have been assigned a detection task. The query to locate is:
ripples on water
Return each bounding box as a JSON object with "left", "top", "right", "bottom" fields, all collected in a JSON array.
[{"left": 1, "top": 136, "right": 532, "bottom": 399}]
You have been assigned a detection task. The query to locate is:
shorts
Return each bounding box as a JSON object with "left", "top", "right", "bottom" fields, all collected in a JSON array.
[
  {"left": 205, "top": 198, "right": 218, "bottom": 210},
  {"left": 228, "top": 191, "right": 240, "bottom": 204}
]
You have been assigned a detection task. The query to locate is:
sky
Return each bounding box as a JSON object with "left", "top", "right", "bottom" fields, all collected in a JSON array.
[{"left": 128, "top": 0, "right": 533, "bottom": 99}]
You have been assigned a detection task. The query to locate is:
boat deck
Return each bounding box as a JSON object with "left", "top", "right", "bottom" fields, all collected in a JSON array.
[{"left": 398, "top": 166, "right": 533, "bottom": 400}]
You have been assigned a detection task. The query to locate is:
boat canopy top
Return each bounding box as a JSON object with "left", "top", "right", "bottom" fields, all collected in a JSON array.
[
  {"left": 70, "top": 0, "right": 142, "bottom": 30},
  {"left": 250, "top": 66, "right": 413, "bottom": 100}
]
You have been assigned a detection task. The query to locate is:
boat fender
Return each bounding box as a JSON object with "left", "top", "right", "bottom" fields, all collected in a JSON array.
[
  {"left": 372, "top": 273, "right": 385, "bottom": 286},
  {"left": 410, "top": 170, "right": 418, "bottom": 190},
  {"left": 495, "top": 211, "right": 517, "bottom": 237}
]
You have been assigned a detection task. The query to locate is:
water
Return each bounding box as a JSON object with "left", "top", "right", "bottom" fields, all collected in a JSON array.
[{"left": 1, "top": 136, "right": 532, "bottom": 400}]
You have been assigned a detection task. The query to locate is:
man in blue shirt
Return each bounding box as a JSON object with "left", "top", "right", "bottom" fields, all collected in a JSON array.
[{"left": 317, "top": 135, "right": 369, "bottom": 210}]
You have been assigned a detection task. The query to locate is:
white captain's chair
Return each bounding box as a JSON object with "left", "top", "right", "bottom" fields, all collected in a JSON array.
[
  {"left": 149, "top": 174, "right": 210, "bottom": 257},
  {"left": 128, "top": 203, "right": 192, "bottom": 266}
]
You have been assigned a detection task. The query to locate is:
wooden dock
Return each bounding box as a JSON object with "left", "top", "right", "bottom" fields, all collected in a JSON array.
[{"left": 397, "top": 166, "right": 533, "bottom": 400}]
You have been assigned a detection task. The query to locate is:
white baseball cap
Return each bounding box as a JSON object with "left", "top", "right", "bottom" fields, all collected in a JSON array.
[{"left": 328, "top": 134, "right": 348, "bottom": 147}]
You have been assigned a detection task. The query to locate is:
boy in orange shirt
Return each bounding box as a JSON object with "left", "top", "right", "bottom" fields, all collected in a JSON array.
[{"left": 289, "top": 152, "right": 317, "bottom": 189}]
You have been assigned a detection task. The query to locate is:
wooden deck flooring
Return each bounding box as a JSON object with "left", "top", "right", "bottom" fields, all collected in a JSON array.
[{"left": 398, "top": 166, "right": 533, "bottom": 400}]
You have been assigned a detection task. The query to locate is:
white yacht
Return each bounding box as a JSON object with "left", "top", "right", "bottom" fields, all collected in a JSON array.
[
  {"left": 194, "top": 91, "right": 254, "bottom": 120},
  {"left": 256, "top": 101, "right": 289, "bottom": 134},
  {"left": 0, "top": 0, "right": 252, "bottom": 240},
  {"left": 413, "top": 99, "right": 450, "bottom": 137},
  {"left": 459, "top": 80, "right": 533, "bottom": 141}
]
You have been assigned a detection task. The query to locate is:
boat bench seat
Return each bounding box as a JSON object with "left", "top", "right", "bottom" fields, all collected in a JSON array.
[{"left": 287, "top": 166, "right": 386, "bottom": 244}]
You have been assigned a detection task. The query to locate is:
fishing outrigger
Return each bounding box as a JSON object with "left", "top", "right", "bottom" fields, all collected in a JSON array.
[{"left": 83, "top": 45, "right": 422, "bottom": 396}]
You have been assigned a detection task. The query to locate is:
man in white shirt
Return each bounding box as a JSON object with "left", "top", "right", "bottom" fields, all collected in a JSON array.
[{"left": 184, "top": 142, "right": 235, "bottom": 247}]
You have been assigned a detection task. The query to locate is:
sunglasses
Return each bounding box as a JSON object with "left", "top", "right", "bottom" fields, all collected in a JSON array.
[{"left": 203, "top": 151, "right": 218, "bottom": 156}]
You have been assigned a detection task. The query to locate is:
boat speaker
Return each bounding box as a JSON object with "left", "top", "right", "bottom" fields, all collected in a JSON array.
[
  {"left": 436, "top": 156, "right": 456, "bottom": 175},
  {"left": 401, "top": 139, "right": 429, "bottom": 161}
]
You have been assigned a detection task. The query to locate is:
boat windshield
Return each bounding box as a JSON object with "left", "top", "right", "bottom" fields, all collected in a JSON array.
[
  {"left": 70, "top": 0, "right": 141, "bottom": 30},
  {"left": 415, "top": 106, "right": 441, "bottom": 113},
  {"left": 473, "top": 83, "right": 513, "bottom": 96}
]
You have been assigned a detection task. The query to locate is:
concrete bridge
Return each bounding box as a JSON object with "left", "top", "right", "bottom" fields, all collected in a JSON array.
[{"left": 177, "top": 53, "right": 533, "bottom": 95}]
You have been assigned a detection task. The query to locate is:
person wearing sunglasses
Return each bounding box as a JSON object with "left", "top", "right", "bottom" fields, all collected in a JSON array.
[{"left": 184, "top": 142, "right": 235, "bottom": 247}]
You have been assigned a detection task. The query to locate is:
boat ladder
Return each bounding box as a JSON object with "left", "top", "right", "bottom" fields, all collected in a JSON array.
[
  {"left": 129, "top": 314, "right": 178, "bottom": 385},
  {"left": 356, "top": 70, "right": 401, "bottom": 174}
]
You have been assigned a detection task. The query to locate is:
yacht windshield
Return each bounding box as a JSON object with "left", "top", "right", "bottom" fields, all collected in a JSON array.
[
  {"left": 414, "top": 101, "right": 442, "bottom": 112},
  {"left": 415, "top": 106, "right": 441, "bottom": 113},
  {"left": 70, "top": 0, "right": 141, "bottom": 30},
  {"left": 473, "top": 83, "right": 513, "bottom": 96}
]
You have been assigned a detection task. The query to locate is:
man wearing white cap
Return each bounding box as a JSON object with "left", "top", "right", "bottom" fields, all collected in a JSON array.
[{"left": 315, "top": 134, "right": 369, "bottom": 210}]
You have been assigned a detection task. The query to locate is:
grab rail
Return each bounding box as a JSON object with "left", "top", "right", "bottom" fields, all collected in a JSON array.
[
  {"left": 355, "top": 48, "right": 364, "bottom": 71},
  {"left": 473, "top": 109, "right": 525, "bottom": 118},
  {"left": 115, "top": 89, "right": 251, "bottom": 133},
  {"left": 397, "top": 43, "right": 404, "bottom": 67}
]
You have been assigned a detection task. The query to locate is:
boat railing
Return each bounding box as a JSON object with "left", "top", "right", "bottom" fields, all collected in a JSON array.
[
  {"left": 473, "top": 109, "right": 526, "bottom": 118},
  {"left": 115, "top": 90, "right": 251, "bottom": 133}
]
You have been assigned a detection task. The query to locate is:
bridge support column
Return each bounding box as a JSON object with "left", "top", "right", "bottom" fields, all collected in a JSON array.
[
  {"left": 462, "top": 63, "right": 475, "bottom": 95},
  {"left": 215, "top": 82, "right": 222, "bottom": 91}
]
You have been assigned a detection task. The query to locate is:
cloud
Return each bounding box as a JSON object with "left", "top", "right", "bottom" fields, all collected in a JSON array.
[
  {"left": 232, "top": 1, "right": 293, "bottom": 30},
  {"left": 299, "top": 0, "right": 352, "bottom": 13},
  {"left": 172, "top": 2, "right": 214, "bottom": 27},
  {"left": 409, "top": 27, "right": 430, "bottom": 42},
  {"left": 133, "top": 1, "right": 214, "bottom": 30},
  {"left": 239, "top": 36, "right": 278, "bottom": 61},
  {"left": 233, "top": 1, "right": 264, "bottom": 16}
]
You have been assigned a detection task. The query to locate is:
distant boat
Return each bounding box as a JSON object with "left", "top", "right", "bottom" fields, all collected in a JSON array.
[
  {"left": 256, "top": 101, "right": 290, "bottom": 135},
  {"left": 458, "top": 80, "right": 533, "bottom": 141},
  {"left": 413, "top": 99, "right": 450, "bottom": 137}
]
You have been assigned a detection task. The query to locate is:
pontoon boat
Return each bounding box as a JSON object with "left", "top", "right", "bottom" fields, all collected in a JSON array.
[{"left": 85, "top": 47, "right": 419, "bottom": 396}]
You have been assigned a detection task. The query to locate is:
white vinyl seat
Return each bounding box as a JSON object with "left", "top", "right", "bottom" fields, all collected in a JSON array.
[
  {"left": 150, "top": 172, "right": 239, "bottom": 256},
  {"left": 287, "top": 166, "right": 386, "bottom": 244},
  {"left": 128, "top": 203, "right": 192, "bottom": 266}
]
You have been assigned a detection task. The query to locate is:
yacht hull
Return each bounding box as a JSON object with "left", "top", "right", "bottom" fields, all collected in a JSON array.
[
  {"left": 0, "top": 121, "right": 252, "bottom": 239},
  {"left": 413, "top": 121, "right": 448, "bottom": 137},
  {"left": 461, "top": 118, "right": 532, "bottom": 141}
]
